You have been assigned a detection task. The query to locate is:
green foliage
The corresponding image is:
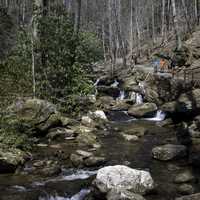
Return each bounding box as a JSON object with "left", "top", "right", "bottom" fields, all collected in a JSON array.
[
  {"left": 0, "top": 116, "right": 31, "bottom": 151},
  {"left": 0, "top": 9, "right": 103, "bottom": 113},
  {"left": 0, "top": 29, "right": 32, "bottom": 97}
]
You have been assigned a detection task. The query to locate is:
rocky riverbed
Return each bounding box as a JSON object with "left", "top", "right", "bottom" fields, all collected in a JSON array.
[{"left": 1, "top": 68, "right": 200, "bottom": 200}]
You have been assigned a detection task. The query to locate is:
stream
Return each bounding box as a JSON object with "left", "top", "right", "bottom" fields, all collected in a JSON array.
[{"left": 1, "top": 115, "right": 200, "bottom": 200}]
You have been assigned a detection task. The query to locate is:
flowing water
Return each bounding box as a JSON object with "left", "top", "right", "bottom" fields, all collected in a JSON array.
[{"left": 1, "top": 115, "right": 199, "bottom": 200}]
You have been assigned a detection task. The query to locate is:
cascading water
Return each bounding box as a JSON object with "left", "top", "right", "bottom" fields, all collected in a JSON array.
[
  {"left": 145, "top": 110, "right": 166, "bottom": 122},
  {"left": 94, "top": 78, "right": 100, "bottom": 86},
  {"left": 130, "top": 92, "right": 143, "bottom": 104},
  {"left": 111, "top": 80, "right": 119, "bottom": 87},
  {"left": 39, "top": 189, "right": 90, "bottom": 200},
  {"left": 117, "top": 90, "right": 125, "bottom": 100},
  {"left": 136, "top": 93, "right": 143, "bottom": 104}
]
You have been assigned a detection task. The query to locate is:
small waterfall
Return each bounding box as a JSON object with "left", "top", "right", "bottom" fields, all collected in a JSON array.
[
  {"left": 117, "top": 90, "right": 125, "bottom": 100},
  {"left": 136, "top": 93, "right": 143, "bottom": 104},
  {"left": 130, "top": 92, "right": 143, "bottom": 104},
  {"left": 111, "top": 80, "right": 119, "bottom": 87},
  {"left": 39, "top": 189, "right": 90, "bottom": 200},
  {"left": 145, "top": 110, "right": 166, "bottom": 122},
  {"left": 94, "top": 78, "right": 100, "bottom": 86},
  {"left": 138, "top": 82, "right": 145, "bottom": 94}
]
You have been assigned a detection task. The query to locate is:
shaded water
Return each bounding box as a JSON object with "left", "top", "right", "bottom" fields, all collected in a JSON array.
[{"left": 0, "top": 118, "right": 199, "bottom": 200}]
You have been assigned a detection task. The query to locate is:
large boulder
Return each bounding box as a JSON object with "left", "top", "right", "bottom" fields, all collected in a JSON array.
[
  {"left": 144, "top": 88, "right": 160, "bottom": 104},
  {"left": 94, "top": 165, "right": 155, "bottom": 195},
  {"left": 152, "top": 144, "right": 187, "bottom": 161},
  {"left": 0, "top": 148, "right": 28, "bottom": 173},
  {"left": 6, "top": 98, "right": 61, "bottom": 134},
  {"left": 161, "top": 89, "right": 200, "bottom": 115},
  {"left": 128, "top": 103, "right": 157, "bottom": 118},
  {"left": 107, "top": 189, "right": 146, "bottom": 200}
]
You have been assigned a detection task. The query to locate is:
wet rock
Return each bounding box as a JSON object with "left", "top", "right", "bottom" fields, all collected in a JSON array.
[
  {"left": 70, "top": 153, "right": 84, "bottom": 167},
  {"left": 177, "top": 184, "right": 194, "bottom": 195},
  {"left": 125, "top": 127, "right": 147, "bottom": 137},
  {"left": 111, "top": 100, "right": 132, "bottom": 111},
  {"left": 0, "top": 148, "right": 28, "bottom": 173},
  {"left": 174, "top": 171, "right": 196, "bottom": 183},
  {"left": 32, "top": 160, "right": 61, "bottom": 177},
  {"left": 76, "top": 131, "right": 99, "bottom": 148},
  {"left": 70, "top": 150, "right": 106, "bottom": 167},
  {"left": 47, "top": 127, "right": 75, "bottom": 140},
  {"left": 84, "top": 156, "right": 106, "bottom": 167},
  {"left": 152, "top": 144, "right": 187, "bottom": 161},
  {"left": 107, "top": 188, "right": 146, "bottom": 200},
  {"left": 128, "top": 103, "right": 157, "bottom": 118},
  {"left": 94, "top": 165, "right": 155, "bottom": 195},
  {"left": 175, "top": 193, "right": 200, "bottom": 200}
]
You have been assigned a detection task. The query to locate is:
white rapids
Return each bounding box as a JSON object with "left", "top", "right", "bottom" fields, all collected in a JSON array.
[
  {"left": 145, "top": 110, "right": 166, "bottom": 122},
  {"left": 39, "top": 189, "right": 90, "bottom": 200}
]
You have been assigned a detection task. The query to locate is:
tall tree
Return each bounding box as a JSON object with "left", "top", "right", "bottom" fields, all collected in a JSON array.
[{"left": 171, "top": 0, "right": 182, "bottom": 50}]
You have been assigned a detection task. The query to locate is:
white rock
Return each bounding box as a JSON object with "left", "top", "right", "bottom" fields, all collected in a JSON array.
[
  {"left": 89, "top": 110, "right": 108, "bottom": 121},
  {"left": 95, "top": 165, "right": 154, "bottom": 195}
]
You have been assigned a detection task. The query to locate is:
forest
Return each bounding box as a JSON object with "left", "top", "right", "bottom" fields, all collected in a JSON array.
[{"left": 0, "top": 0, "right": 200, "bottom": 200}]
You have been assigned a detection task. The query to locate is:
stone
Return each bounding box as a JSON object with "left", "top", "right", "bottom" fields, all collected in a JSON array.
[
  {"left": 144, "top": 88, "right": 159, "bottom": 104},
  {"left": 47, "top": 127, "right": 74, "bottom": 140},
  {"left": 0, "top": 148, "right": 28, "bottom": 173},
  {"left": 94, "top": 165, "right": 154, "bottom": 195},
  {"left": 174, "top": 171, "right": 195, "bottom": 183},
  {"left": 89, "top": 110, "right": 108, "bottom": 121},
  {"left": 125, "top": 127, "right": 147, "bottom": 137},
  {"left": 81, "top": 116, "right": 96, "bottom": 127},
  {"left": 70, "top": 153, "right": 84, "bottom": 167},
  {"left": 121, "top": 134, "right": 139, "bottom": 142},
  {"left": 84, "top": 156, "right": 106, "bottom": 167},
  {"left": 128, "top": 103, "right": 157, "bottom": 118},
  {"left": 107, "top": 189, "right": 146, "bottom": 200},
  {"left": 152, "top": 144, "right": 187, "bottom": 161},
  {"left": 76, "top": 131, "right": 98, "bottom": 148},
  {"left": 175, "top": 193, "right": 200, "bottom": 200},
  {"left": 177, "top": 184, "right": 194, "bottom": 195},
  {"left": 76, "top": 150, "right": 93, "bottom": 158}
]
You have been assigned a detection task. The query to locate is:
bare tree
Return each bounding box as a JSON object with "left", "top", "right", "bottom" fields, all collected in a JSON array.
[{"left": 171, "top": 0, "right": 182, "bottom": 50}]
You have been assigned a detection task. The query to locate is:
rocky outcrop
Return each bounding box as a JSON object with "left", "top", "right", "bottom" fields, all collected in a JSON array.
[
  {"left": 161, "top": 89, "right": 200, "bottom": 116},
  {"left": 128, "top": 103, "right": 157, "bottom": 118},
  {"left": 152, "top": 144, "right": 187, "bottom": 161},
  {"left": 0, "top": 148, "right": 28, "bottom": 173},
  {"left": 6, "top": 98, "right": 61, "bottom": 134},
  {"left": 94, "top": 165, "right": 155, "bottom": 196}
]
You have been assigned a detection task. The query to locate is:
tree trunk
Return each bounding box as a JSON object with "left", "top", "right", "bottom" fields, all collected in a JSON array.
[
  {"left": 171, "top": 0, "right": 182, "bottom": 50},
  {"left": 115, "top": 0, "right": 126, "bottom": 67},
  {"left": 181, "top": 0, "right": 192, "bottom": 33},
  {"left": 161, "top": 0, "right": 166, "bottom": 40},
  {"left": 151, "top": 0, "right": 155, "bottom": 44},
  {"left": 74, "top": 0, "right": 81, "bottom": 35},
  {"left": 108, "top": 0, "right": 116, "bottom": 76}
]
